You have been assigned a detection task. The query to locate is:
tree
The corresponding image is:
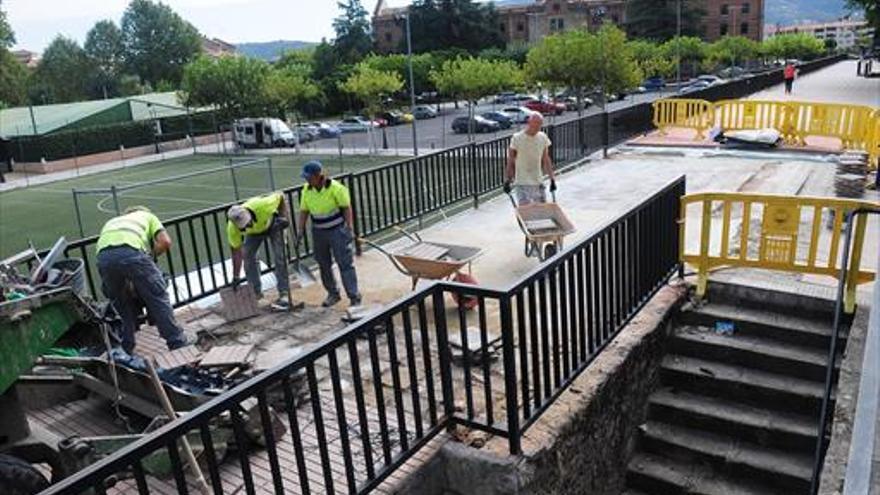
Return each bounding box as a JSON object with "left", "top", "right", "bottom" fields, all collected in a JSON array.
[
  {"left": 625, "top": 0, "right": 705, "bottom": 41},
  {"left": 264, "top": 67, "right": 321, "bottom": 121},
  {"left": 339, "top": 63, "right": 403, "bottom": 151},
  {"left": 595, "top": 25, "right": 642, "bottom": 98},
  {"left": 846, "top": 0, "right": 878, "bottom": 49},
  {"left": 362, "top": 52, "right": 439, "bottom": 97},
  {"left": 121, "top": 0, "right": 201, "bottom": 86},
  {"left": 0, "top": 0, "right": 27, "bottom": 106},
  {"left": 824, "top": 38, "right": 838, "bottom": 53},
  {"left": 180, "top": 55, "right": 272, "bottom": 119},
  {"left": 85, "top": 20, "right": 126, "bottom": 98},
  {"left": 760, "top": 33, "right": 823, "bottom": 62},
  {"left": 333, "top": 0, "right": 372, "bottom": 64},
  {"left": 525, "top": 29, "right": 598, "bottom": 115},
  {"left": 0, "top": 0, "right": 13, "bottom": 48},
  {"left": 628, "top": 40, "right": 675, "bottom": 79},
  {"left": 661, "top": 36, "right": 707, "bottom": 79},
  {"left": 31, "top": 36, "right": 93, "bottom": 103},
  {"left": 409, "top": 0, "right": 504, "bottom": 53},
  {"left": 431, "top": 56, "right": 522, "bottom": 136},
  {"left": 706, "top": 36, "right": 759, "bottom": 69}
]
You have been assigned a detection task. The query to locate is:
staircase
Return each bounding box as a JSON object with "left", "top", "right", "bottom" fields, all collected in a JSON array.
[{"left": 624, "top": 284, "right": 848, "bottom": 495}]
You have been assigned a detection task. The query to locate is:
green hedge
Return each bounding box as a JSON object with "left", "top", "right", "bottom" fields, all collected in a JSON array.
[{"left": 7, "top": 111, "right": 221, "bottom": 162}]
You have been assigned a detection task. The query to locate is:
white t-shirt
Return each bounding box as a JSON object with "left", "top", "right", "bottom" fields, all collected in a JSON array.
[{"left": 510, "top": 130, "right": 551, "bottom": 186}]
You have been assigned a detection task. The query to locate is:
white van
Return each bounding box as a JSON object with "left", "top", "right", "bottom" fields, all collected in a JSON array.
[{"left": 233, "top": 118, "right": 298, "bottom": 148}]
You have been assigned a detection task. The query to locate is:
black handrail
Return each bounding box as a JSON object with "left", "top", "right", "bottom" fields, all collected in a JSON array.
[{"left": 810, "top": 207, "right": 880, "bottom": 494}]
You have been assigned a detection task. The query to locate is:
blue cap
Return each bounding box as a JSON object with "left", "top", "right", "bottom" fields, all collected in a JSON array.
[{"left": 301, "top": 160, "right": 323, "bottom": 179}]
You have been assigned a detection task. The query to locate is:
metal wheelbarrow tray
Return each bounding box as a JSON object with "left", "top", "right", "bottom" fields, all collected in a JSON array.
[
  {"left": 514, "top": 202, "right": 576, "bottom": 260},
  {"left": 361, "top": 229, "right": 483, "bottom": 290}
]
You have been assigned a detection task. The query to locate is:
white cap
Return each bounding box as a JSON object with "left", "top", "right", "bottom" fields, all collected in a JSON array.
[{"left": 227, "top": 205, "right": 252, "bottom": 229}]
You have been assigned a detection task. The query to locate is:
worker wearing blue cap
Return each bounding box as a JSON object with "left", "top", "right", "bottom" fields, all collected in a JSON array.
[{"left": 297, "top": 161, "right": 361, "bottom": 307}]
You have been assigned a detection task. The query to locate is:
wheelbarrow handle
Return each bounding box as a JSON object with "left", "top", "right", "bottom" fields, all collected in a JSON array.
[
  {"left": 392, "top": 225, "right": 422, "bottom": 243},
  {"left": 505, "top": 191, "right": 518, "bottom": 209},
  {"left": 357, "top": 237, "right": 412, "bottom": 277}
]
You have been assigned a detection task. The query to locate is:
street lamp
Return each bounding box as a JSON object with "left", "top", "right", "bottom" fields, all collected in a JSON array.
[{"left": 396, "top": 12, "right": 419, "bottom": 157}]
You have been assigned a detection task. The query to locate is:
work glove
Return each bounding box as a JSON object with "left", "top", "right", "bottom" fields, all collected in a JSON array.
[
  {"left": 503, "top": 181, "right": 512, "bottom": 194},
  {"left": 549, "top": 180, "right": 557, "bottom": 193}
]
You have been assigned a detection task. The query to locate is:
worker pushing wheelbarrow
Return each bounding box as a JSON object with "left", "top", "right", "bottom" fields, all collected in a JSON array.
[{"left": 504, "top": 113, "right": 575, "bottom": 261}]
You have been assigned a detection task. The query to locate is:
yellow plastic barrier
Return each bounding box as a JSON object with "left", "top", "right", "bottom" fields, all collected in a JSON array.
[
  {"left": 680, "top": 192, "right": 878, "bottom": 313},
  {"left": 786, "top": 102, "right": 877, "bottom": 149},
  {"left": 713, "top": 100, "right": 797, "bottom": 143},
  {"left": 652, "top": 99, "right": 714, "bottom": 139},
  {"left": 868, "top": 110, "right": 880, "bottom": 171}
]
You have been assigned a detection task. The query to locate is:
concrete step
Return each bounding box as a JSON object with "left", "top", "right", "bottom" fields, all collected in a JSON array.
[
  {"left": 639, "top": 421, "right": 813, "bottom": 494},
  {"left": 671, "top": 325, "right": 832, "bottom": 382},
  {"left": 704, "top": 280, "right": 838, "bottom": 320},
  {"left": 626, "top": 452, "right": 777, "bottom": 495},
  {"left": 660, "top": 354, "right": 826, "bottom": 416},
  {"left": 648, "top": 388, "right": 818, "bottom": 452},
  {"left": 679, "top": 303, "right": 845, "bottom": 350}
]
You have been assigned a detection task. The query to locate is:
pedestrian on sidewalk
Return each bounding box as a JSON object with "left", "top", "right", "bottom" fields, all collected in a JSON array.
[
  {"left": 297, "top": 161, "right": 361, "bottom": 308},
  {"left": 226, "top": 192, "right": 299, "bottom": 311},
  {"left": 783, "top": 61, "right": 797, "bottom": 95},
  {"left": 96, "top": 206, "right": 193, "bottom": 353},
  {"left": 504, "top": 113, "right": 556, "bottom": 205}
]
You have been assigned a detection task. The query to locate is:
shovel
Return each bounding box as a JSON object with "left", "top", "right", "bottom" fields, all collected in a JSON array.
[{"left": 288, "top": 223, "right": 317, "bottom": 287}]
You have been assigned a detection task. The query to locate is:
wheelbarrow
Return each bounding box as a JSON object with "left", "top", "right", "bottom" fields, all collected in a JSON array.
[
  {"left": 359, "top": 228, "right": 483, "bottom": 290},
  {"left": 507, "top": 191, "right": 576, "bottom": 261}
]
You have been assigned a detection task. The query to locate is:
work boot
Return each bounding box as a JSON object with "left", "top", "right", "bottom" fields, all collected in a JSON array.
[
  {"left": 350, "top": 296, "right": 362, "bottom": 307},
  {"left": 322, "top": 293, "right": 341, "bottom": 308},
  {"left": 271, "top": 293, "right": 304, "bottom": 312}
]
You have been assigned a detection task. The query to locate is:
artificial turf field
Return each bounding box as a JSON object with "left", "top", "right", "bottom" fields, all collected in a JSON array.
[{"left": 0, "top": 152, "right": 391, "bottom": 258}]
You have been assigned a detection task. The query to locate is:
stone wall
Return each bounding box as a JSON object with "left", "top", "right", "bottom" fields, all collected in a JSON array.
[{"left": 389, "top": 284, "right": 686, "bottom": 495}]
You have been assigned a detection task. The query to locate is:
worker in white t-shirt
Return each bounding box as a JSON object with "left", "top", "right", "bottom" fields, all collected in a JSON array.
[{"left": 503, "top": 113, "right": 556, "bottom": 205}]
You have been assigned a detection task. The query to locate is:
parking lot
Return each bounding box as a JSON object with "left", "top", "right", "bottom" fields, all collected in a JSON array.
[{"left": 298, "top": 90, "right": 669, "bottom": 155}]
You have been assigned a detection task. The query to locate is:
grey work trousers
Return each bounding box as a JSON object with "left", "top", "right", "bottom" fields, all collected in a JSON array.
[
  {"left": 312, "top": 225, "right": 360, "bottom": 300},
  {"left": 242, "top": 218, "right": 289, "bottom": 296},
  {"left": 97, "top": 246, "right": 186, "bottom": 353}
]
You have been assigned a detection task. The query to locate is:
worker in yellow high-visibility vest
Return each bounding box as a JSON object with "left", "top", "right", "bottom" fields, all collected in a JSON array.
[
  {"left": 297, "top": 161, "right": 361, "bottom": 307},
  {"left": 226, "top": 192, "right": 298, "bottom": 311},
  {"left": 96, "top": 206, "right": 192, "bottom": 353}
]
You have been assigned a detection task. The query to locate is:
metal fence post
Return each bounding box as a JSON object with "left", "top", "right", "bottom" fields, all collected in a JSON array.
[
  {"left": 546, "top": 124, "right": 558, "bottom": 165},
  {"left": 470, "top": 142, "right": 479, "bottom": 209},
  {"left": 432, "top": 289, "right": 456, "bottom": 426},
  {"left": 72, "top": 190, "right": 86, "bottom": 238},
  {"left": 500, "top": 295, "right": 521, "bottom": 454},
  {"left": 230, "top": 161, "right": 241, "bottom": 201},
  {"left": 110, "top": 185, "right": 121, "bottom": 215},
  {"left": 347, "top": 174, "right": 363, "bottom": 256},
  {"left": 267, "top": 157, "right": 276, "bottom": 191},
  {"left": 603, "top": 111, "right": 610, "bottom": 158}
]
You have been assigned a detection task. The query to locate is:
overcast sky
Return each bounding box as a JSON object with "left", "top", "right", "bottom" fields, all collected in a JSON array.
[{"left": 6, "top": 0, "right": 411, "bottom": 52}]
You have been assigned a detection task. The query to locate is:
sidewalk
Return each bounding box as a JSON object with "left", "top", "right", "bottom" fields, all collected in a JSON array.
[{"left": 747, "top": 59, "right": 880, "bottom": 107}]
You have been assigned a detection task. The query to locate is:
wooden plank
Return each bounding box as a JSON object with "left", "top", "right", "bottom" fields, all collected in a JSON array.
[
  {"left": 154, "top": 345, "right": 203, "bottom": 370},
  {"left": 199, "top": 344, "right": 254, "bottom": 367},
  {"left": 398, "top": 243, "right": 449, "bottom": 260}
]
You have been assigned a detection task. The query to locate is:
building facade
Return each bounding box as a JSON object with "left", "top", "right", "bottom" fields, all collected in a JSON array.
[
  {"left": 766, "top": 19, "right": 874, "bottom": 50},
  {"left": 372, "top": 0, "right": 764, "bottom": 53}
]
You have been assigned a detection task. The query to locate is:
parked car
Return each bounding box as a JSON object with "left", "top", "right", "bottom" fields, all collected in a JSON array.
[
  {"left": 293, "top": 125, "right": 317, "bottom": 142},
  {"left": 309, "top": 122, "right": 342, "bottom": 138},
  {"left": 371, "top": 116, "right": 389, "bottom": 128},
  {"left": 380, "top": 110, "right": 406, "bottom": 126},
  {"left": 678, "top": 80, "right": 711, "bottom": 94},
  {"left": 412, "top": 105, "right": 437, "bottom": 119},
  {"left": 524, "top": 99, "right": 565, "bottom": 115},
  {"left": 451, "top": 115, "right": 500, "bottom": 134},
  {"left": 494, "top": 91, "right": 517, "bottom": 104},
  {"left": 233, "top": 118, "right": 297, "bottom": 148},
  {"left": 717, "top": 66, "right": 749, "bottom": 80},
  {"left": 642, "top": 76, "right": 666, "bottom": 92},
  {"left": 481, "top": 111, "right": 513, "bottom": 129},
  {"left": 696, "top": 74, "right": 725, "bottom": 86},
  {"left": 337, "top": 116, "right": 377, "bottom": 133},
  {"left": 502, "top": 106, "right": 539, "bottom": 123}
]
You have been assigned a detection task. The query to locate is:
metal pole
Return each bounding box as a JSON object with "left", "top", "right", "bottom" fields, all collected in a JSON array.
[
  {"left": 405, "top": 13, "right": 419, "bottom": 157},
  {"left": 230, "top": 161, "right": 241, "bottom": 200},
  {"left": 28, "top": 105, "right": 38, "bottom": 135},
  {"left": 110, "top": 185, "right": 121, "bottom": 215},
  {"left": 72, "top": 190, "right": 86, "bottom": 238},
  {"left": 267, "top": 158, "right": 276, "bottom": 191},
  {"left": 337, "top": 135, "right": 345, "bottom": 173},
  {"left": 676, "top": 0, "right": 682, "bottom": 89}
]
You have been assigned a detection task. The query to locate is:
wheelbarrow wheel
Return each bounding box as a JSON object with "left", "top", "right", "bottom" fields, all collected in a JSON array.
[
  {"left": 542, "top": 243, "right": 558, "bottom": 260},
  {"left": 450, "top": 272, "right": 479, "bottom": 310},
  {"left": 0, "top": 454, "right": 50, "bottom": 495}
]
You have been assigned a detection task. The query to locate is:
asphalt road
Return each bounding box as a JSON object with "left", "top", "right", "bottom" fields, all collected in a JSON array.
[{"left": 301, "top": 90, "right": 672, "bottom": 155}]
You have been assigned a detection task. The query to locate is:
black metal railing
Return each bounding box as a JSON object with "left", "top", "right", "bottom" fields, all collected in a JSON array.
[
  {"left": 41, "top": 176, "right": 685, "bottom": 495},
  {"left": 810, "top": 208, "right": 880, "bottom": 495}
]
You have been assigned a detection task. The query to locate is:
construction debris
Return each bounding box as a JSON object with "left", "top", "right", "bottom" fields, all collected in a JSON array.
[
  {"left": 219, "top": 286, "right": 260, "bottom": 321},
  {"left": 153, "top": 345, "right": 203, "bottom": 370},
  {"left": 199, "top": 344, "right": 255, "bottom": 368},
  {"left": 448, "top": 327, "right": 501, "bottom": 365}
]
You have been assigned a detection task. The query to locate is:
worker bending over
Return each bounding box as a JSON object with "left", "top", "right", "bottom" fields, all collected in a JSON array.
[
  {"left": 96, "top": 207, "right": 191, "bottom": 353},
  {"left": 226, "top": 192, "right": 297, "bottom": 311},
  {"left": 297, "top": 161, "right": 361, "bottom": 307},
  {"left": 504, "top": 113, "right": 556, "bottom": 205}
]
